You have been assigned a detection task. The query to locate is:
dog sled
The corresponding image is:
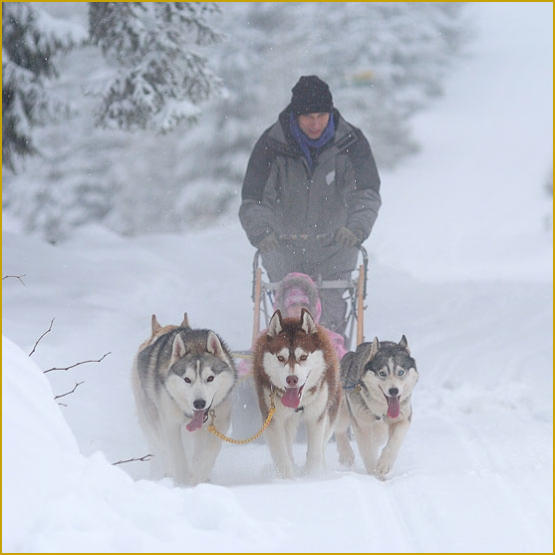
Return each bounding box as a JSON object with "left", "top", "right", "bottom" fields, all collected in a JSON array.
[
  {"left": 249, "top": 234, "right": 369, "bottom": 350},
  {"left": 227, "top": 234, "right": 369, "bottom": 444}
]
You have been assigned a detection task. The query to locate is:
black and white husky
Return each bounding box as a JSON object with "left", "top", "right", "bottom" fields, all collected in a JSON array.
[
  {"left": 335, "top": 336, "right": 418, "bottom": 479},
  {"left": 131, "top": 314, "right": 237, "bottom": 485}
]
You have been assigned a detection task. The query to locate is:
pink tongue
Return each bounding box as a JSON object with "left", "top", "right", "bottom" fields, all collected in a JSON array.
[
  {"left": 387, "top": 396, "right": 400, "bottom": 418},
  {"left": 186, "top": 410, "right": 205, "bottom": 432},
  {"left": 282, "top": 387, "right": 301, "bottom": 409}
]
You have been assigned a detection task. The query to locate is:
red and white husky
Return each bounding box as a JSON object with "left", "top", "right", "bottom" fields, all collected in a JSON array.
[{"left": 252, "top": 308, "right": 341, "bottom": 478}]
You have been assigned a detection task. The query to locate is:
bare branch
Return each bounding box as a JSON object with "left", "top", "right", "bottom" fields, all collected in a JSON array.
[
  {"left": 2, "top": 274, "right": 26, "bottom": 286},
  {"left": 54, "top": 381, "right": 84, "bottom": 400},
  {"left": 28, "top": 318, "right": 55, "bottom": 357},
  {"left": 43, "top": 352, "right": 111, "bottom": 373},
  {"left": 112, "top": 454, "right": 153, "bottom": 466}
]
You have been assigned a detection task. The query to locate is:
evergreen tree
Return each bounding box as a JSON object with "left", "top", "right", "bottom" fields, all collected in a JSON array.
[
  {"left": 88, "top": 2, "right": 223, "bottom": 132},
  {"left": 2, "top": 2, "right": 84, "bottom": 171},
  {"left": 166, "top": 2, "right": 295, "bottom": 226}
]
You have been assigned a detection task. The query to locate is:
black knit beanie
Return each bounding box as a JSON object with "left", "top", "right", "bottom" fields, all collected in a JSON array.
[{"left": 290, "top": 75, "right": 333, "bottom": 116}]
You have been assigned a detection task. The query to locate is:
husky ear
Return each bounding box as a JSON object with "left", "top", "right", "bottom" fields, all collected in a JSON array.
[
  {"left": 369, "top": 337, "right": 380, "bottom": 359},
  {"left": 151, "top": 314, "right": 162, "bottom": 335},
  {"left": 206, "top": 331, "right": 226, "bottom": 360},
  {"left": 170, "top": 333, "right": 187, "bottom": 364},
  {"left": 267, "top": 310, "right": 283, "bottom": 337},
  {"left": 300, "top": 308, "right": 317, "bottom": 335},
  {"left": 181, "top": 312, "right": 190, "bottom": 328},
  {"left": 399, "top": 335, "right": 410, "bottom": 353}
]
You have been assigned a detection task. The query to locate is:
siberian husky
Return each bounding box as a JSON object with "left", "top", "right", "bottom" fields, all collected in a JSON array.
[
  {"left": 131, "top": 314, "right": 237, "bottom": 485},
  {"left": 252, "top": 308, "right": 341, "bottom": 478},
  {"left": 335, "top": 336, "right": 418, "bottom": 479}
]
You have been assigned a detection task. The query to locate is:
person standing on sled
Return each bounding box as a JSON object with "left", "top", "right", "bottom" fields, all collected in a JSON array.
[{"left": 239, "top": 75, "right": 382, "bottom": 337}]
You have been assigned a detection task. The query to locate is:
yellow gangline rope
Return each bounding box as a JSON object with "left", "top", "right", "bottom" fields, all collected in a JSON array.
[{"left": 207, "top": 390, "right": 276, "bottom": 445}]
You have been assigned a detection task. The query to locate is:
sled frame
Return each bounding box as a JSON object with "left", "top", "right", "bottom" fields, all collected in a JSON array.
[{"left": 251, "top": 246, "right": 368, "bottom": 349}]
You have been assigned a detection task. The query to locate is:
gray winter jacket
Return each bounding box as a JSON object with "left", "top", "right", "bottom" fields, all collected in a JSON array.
[{"left": 239, "top": 108, "right": 381, "bottom": 247}]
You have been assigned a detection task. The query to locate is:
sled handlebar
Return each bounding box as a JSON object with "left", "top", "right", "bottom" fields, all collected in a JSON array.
[
  {"left": 251, "top": 239, "right": 368, "bottom": 301},
  {"left": 276, "top": 232, "right": 332, "bottom": 242}
]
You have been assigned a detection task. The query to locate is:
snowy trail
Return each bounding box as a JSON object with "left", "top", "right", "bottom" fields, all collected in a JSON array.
[{"left": 2, "top": 223, "right": 552, "bottom": 552}]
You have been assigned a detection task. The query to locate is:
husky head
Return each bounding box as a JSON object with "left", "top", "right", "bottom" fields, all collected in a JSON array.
[
  {"left": 359, "top": 336, "right": 418, "bottom": 418},
  {"left": 164, "top": 330, "right": 236, "bottom": 431},
  {"left": 263, "top": 308, "right": 326, "bottom": 409}
]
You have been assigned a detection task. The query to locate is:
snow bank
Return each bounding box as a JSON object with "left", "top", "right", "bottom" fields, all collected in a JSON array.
[{"left": 1, "top": 336, "right": 279, "bottom": 552}]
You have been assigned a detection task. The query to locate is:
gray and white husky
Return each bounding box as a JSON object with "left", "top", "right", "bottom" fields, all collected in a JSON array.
[
  {"left": 335, "top": 336, "right": 418, "bottom": 479},
  {"left": 131, "top": 314, "right": 237, "bottom": 485}
]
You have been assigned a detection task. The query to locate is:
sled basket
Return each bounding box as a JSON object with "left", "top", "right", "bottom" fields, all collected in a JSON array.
[{"left": 250, "top": 244, "right": 368, "bottom": 350}]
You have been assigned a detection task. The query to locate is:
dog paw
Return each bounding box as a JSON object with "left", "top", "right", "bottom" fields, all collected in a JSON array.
[
  {"left": 302, "top": 462, "right": 326, "bottom": 478},
  {"left": 190, "top": 473, "right": 210, "bottom": 486},
  {"left": 338, "top": 449, "right": 355, "bottom": 467},
  {"left": 376, "top": 455, "right": 393, "bottom": 479},
  {"left": 276, "top": 465, "right": 296, "bottom": 479}
]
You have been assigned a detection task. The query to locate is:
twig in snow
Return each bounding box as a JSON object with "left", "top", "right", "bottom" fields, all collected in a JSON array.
[
  {"left": 54, "top": 381, "right": 84, "bottom": 400},
  {"left": 28, "top": 318, "right": 55, "bottom": 357},
  {"left": 43, "top": 352, "right": 111, "bottom": 373},
  {"left": 2, "top": 274, "right": 26, "bottom": 286},
  {"left": 112, "top": 454, "right": 153, "bottom": 466}
]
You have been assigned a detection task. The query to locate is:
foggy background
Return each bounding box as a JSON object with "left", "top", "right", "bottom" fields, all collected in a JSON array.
[
  {"left": 4, "top": 2, "right": 475, "bottom": 240},
  {"left": 2, "top": 3, "right": 553, "bottom": 552}
]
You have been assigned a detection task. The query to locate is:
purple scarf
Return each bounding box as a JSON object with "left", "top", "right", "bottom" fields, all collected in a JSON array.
[{"left": 289, "top": 112, "right": 335, "bottom": 169}]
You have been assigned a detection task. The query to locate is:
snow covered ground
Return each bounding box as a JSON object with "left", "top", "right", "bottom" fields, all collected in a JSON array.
[{"left": 2, "top": 3, "right": 552, "bottom": 552}]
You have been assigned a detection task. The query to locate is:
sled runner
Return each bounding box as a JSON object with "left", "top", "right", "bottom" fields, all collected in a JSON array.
[{"left": 250, "top": 234, "right": 369, "bottom": 350}]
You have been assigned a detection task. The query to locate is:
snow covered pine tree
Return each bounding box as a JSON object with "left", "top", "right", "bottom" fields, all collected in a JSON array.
[
  {"left": 88, "top": 2, "right": 223, "bottom": 133},
  {"left": 2, "top": 2, "right": 82, "bottom": 170}
]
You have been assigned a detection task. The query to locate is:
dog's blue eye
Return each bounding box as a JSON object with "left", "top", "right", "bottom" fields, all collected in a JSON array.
[
  {"left": 379, "top": 371, "right": 387, "bottom": 377},
  {"left": 398, "top": 370, "right": 405, "bottom": 376}
]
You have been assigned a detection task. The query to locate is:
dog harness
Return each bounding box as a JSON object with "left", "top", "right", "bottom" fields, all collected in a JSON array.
[{"left": 344, "top": 382, "right": 383, "bottom": 421}]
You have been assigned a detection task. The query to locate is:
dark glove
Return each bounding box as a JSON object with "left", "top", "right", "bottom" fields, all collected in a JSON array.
[
  {"left": 334, "top": 226, "right": 360, "bottom": 248},
  {"left": 257, "top": 232, "right": 280, "bottom": 252}
]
